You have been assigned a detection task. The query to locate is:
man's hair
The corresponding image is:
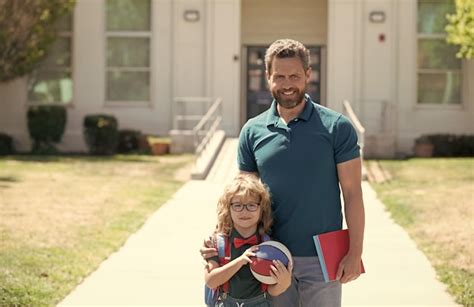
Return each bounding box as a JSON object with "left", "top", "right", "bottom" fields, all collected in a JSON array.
[
  {"left": 215, "top": 174, "right": 272, "bottom": 236},
  {"left": 265, "top": 39, "right": 310, "bottom": 74}
]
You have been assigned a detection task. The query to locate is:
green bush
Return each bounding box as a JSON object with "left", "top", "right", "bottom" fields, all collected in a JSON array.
[
  {"left": 421, "top": 134, "right": 474, "bottom": 157},
  {"left": 83, "top": 114, "right": 119, "bottom": 155},
  {"left": 118, "top": 129, "right": 142, "bottom": 153},
  {"left": 27, "top": 105, "right": 67, "bottom": 154},
  {"left": 0, "top": 133, "right": 14, "bottom": 155}
]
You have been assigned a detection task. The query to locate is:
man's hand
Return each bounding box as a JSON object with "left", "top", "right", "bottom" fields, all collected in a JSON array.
[
  {"left": 268, "top": 259, "right": 293, "bottom": 296},
  {"left": 199, "top": 236, "right": 217, "bottom": 262},
  {"left": 336, "top": 252, "right": 362, "bottom": 283}
]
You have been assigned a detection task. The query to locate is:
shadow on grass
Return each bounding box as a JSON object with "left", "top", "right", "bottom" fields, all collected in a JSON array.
[
  {"left": 0, "top": 176, "right": 18, "bottom": 182},
  {"left": 1, "top": 154, "right": 161, "bottom": 163}
]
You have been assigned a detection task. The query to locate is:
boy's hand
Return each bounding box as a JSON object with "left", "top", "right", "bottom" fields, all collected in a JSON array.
[
  {"left": 270, "top": 259, "right": 293, "bottom": 291},
  {"left": 199, "top": 236, "right": 217, "bottom": 262},
  {"left": 237, "top": 246, "right": 258, "bottom": 266}
]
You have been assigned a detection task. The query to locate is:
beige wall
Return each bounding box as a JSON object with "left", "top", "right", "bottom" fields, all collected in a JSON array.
[
  {"left": 396, "top": 0, "right": 474, "bottom": 155},
  {"left": 328, "top": 0, "right": 473, "bottom": 157},
  {"left": 241, "top": 0, "right": 327, "bottom": 46},
  {"left": 0, "top": 0, "right": 174, "bottom": 152}
]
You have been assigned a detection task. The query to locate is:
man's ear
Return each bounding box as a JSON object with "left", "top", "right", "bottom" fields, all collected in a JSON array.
[
  {"left": 305, "top": 67, "right": 312, "bottom": 82},
  {"left": 265, "top": 70, "right": 271, "bottom": 81}
]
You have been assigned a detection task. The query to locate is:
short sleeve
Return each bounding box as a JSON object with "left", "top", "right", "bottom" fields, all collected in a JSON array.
[
  {"left": 237, "top": 124, "right": 258, "bottom": 172},
  {"left": 334, "top": 115, "right": 360, "bottom": 164}
]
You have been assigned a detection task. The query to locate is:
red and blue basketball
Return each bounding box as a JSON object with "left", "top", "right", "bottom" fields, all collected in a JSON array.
[{"left": 250, "top": 240, "right": 292, "bottom": 284}]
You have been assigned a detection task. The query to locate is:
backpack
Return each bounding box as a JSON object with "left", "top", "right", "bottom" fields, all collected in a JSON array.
[{"left": 204, "top": 233, "right": 271, "bottom": 306}]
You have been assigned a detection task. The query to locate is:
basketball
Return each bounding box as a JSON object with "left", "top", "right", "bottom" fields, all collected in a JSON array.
[{"left": 250, "top": 240, "right": 292, "bottom": 284}]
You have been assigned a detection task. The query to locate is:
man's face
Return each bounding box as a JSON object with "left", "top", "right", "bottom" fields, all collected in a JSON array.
[{"left": 266, "top": 56, "right": 311, "bottom": 109}]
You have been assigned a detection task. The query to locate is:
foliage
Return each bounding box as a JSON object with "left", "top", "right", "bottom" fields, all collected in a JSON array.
[
  {"left": 0, "top": 0, "right": 76, "bottom": 82},
  {"left": 0, "top": 133, "right": 14, "bottom": 155},
  {"left": 118, "top": 129, "right": 142, "bottom": 153},
  {"left": 83, "top": 114, "right": 119, "bottom": 155},
  {"left": 27, "top": 105, "right": 67, "bottom": 154},
  {"left": 446, "top": 0, "right": 474, "bottom": 59},
  {"left": 415, "top": 134, "right": 474, "bottom": 157}
]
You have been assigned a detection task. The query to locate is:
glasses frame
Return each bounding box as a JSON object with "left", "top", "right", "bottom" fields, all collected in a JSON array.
[{"left": 230, "top": 202, "right": 261, "bottom": 212}]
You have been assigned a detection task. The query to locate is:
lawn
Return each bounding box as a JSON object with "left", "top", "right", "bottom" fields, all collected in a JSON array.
[
  {"left": 0, "top": 154, "right": 193, "bottom": 306},
  {"left": 371, "top": 158, "right": 473, "bottom": 306}
]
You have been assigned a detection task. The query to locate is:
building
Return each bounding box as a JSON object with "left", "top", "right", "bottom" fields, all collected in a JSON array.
[{"left": 0, "top": 0, "right": 472, "bottom": 157}]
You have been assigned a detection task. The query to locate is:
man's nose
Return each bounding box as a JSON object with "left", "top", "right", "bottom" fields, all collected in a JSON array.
[{"left": 281, "top": 78, "right": 292, "bottom": 89}]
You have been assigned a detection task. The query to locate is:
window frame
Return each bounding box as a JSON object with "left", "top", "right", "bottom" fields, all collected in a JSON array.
[
  {"left": 416, "top": 0, "right": 464, "bottom": 107},
  {"left": 104, "top": 0, "right": 153, "bottom": 107},
  {"left": 27, "top": 18, "right": 74, "bottom": 106}
]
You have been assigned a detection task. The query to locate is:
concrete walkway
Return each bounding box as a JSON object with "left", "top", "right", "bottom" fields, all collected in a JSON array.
[{"left": 59, "top": 139, "right": 459, "bottom": 306}]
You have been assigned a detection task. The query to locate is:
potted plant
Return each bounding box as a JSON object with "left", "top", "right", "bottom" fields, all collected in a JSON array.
[
  {"left": 147, "top": 136, "right": 171, "bottom": 155},
  {"left": 414, "top": 135, "right": 434, "bottom": 157}
]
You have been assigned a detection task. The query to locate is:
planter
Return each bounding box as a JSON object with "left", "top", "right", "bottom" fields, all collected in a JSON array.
[
  {"left": 415, "top": 143, "right": 434, "bottom": 157},
  {"left": 150, "top": 142, "right": 170, "bottom": 155}
]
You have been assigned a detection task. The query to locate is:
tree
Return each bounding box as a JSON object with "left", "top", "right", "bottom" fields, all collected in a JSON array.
[
  {"left": 446, "top": 0, "right": 474, "bottom": 59},
  {"left": 0, "top": 0, "right": 76, "bottom": 82}
]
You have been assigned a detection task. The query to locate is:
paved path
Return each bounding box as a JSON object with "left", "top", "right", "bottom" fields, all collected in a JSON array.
[{"left": 59, "top": 139, "right": 458, "bottom": 306}]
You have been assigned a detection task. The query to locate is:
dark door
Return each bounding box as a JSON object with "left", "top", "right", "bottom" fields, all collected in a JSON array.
[{"left": 246, "top": 46, "right": 322, "bottom": 119}]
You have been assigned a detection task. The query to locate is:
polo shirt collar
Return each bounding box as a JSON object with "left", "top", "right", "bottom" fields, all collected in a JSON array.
[{"left": 265, "top": 94, "right": 314, "bottom": 127}]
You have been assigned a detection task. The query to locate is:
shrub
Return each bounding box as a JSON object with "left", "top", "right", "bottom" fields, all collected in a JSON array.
[
  {"left": 118, "top": 129, "right": 142, "bottom": 153},
  {"left": 27, "top": 105, "right": 67, "bottom": 154},
  {"left": 428, "top": 134, "right": 474, "bottom": 157},
  {"left": 0, "top": 133, "right": 14, "bottom": 155},
  {"left": 83, "top": 114, "right": 119, "bottom": 155},
  {"left": 416, "top": 134, "right": 474, "bottom": 157}
]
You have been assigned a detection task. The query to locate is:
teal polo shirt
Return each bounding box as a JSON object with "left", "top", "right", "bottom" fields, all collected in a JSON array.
[{"left": 237, "top": 97, "right": 360, "bottom": 256}]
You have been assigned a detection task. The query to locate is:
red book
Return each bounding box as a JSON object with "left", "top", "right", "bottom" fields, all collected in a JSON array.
[{"left": 313, "top": 229, "right": 365, "bottom": 282}]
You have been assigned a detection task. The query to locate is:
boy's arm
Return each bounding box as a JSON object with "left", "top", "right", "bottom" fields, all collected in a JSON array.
[{"left": 204, "top": 247, "right": 257, "bottom": 289}]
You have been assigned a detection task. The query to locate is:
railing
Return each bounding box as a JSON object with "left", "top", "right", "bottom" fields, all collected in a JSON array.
[
  {"left": 173, "top": 97, "right": 215, "bottom": 130},
  {"left": 193, "top": 98, "right": 222, "bottom": 155},
  {"left": 172, "top": 96, "right": 222, "bottom": 154},
  {"left": 343, "top": 100, "right": 366, "bottom": 161}
]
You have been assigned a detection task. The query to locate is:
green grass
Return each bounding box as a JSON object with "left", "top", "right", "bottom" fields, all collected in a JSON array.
[
  {"left": 0, "top": 154, "right": 193, "bottom": 306},
  {"left": 371, "top": 158, "right": 474, "bottom": 306}
]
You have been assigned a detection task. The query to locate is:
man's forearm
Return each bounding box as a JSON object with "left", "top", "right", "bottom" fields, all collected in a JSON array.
[{"left": 344, "top": 186, "right": 365, "bottom": 256}]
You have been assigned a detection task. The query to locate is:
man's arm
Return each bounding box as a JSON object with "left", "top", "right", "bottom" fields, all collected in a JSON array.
[{"left": 336, "top": 157, "right": 365, "bottom": 283}]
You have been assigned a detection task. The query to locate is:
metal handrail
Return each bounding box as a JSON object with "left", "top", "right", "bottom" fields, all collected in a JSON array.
[
  {"left": 343, "top": 100, "right": 365, "bottom": 160},
  {"left": 192, "top": 97, "right": 222, "bottom": 155}
]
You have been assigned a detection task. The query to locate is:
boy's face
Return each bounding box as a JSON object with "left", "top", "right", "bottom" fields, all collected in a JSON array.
[{"left": 230, "top": 193, "right": 261, "bottom": 234}]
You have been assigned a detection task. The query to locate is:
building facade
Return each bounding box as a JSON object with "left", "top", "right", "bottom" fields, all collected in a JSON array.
[{"left": 0, "top": 0, "right": 472, "bottom": 157}]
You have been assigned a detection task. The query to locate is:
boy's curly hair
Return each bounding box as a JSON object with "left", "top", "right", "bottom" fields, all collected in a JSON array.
[{"left": 216, "top": 174, "right": 272, "bottom": 236}]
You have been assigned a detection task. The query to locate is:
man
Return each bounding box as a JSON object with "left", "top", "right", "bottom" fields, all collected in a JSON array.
[{"left": 202, "top": 39, "right": 365, "bottom": 306}]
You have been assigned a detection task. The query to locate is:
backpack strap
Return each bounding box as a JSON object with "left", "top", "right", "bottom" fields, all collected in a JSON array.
[{"left": 215, "top": 233, "right": 231, "bottom": 294}]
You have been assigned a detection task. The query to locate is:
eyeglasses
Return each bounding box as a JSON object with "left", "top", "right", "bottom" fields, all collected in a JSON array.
[{"left": 230, "top": 202, "right": 260, "bottom": 212}]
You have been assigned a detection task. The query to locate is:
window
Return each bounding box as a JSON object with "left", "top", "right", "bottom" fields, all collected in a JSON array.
[
  {"left": 105, "top": 0, "right": 151, "bottom": 103},
  {"left": 417, "top": 0, "right": 462, "bottom": 105},
  {"left": 28, "top": 14, "right": 73, "bottom": 104}
]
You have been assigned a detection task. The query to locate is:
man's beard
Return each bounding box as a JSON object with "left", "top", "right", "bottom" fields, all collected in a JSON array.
[{"left": 272, "top": 87, "right": 306, "bottom": 109}]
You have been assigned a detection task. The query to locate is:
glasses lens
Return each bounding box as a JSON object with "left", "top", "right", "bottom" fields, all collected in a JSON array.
[
  {"left": 247, "top": 204, "right": 259, "bottom": 211},
  {"left": 231, "top": 203, "right": 243, "bottom": 211}
]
